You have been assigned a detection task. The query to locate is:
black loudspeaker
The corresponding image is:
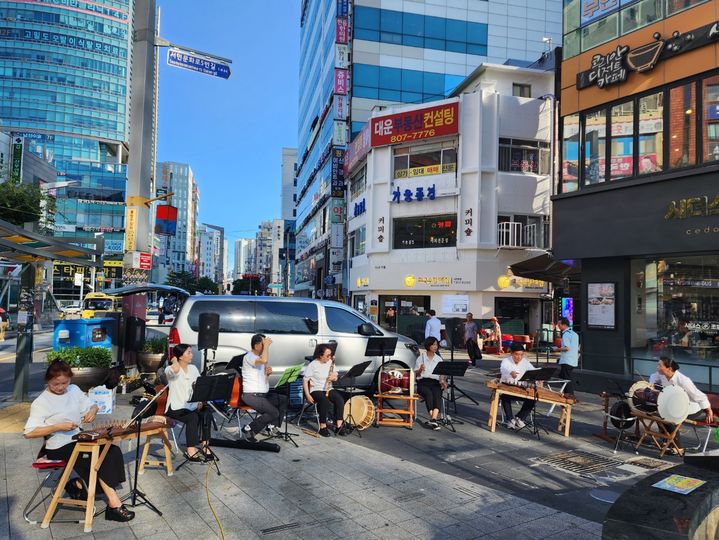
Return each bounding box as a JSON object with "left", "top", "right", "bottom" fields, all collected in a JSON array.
[
  {"left": 125, "top": 316, "right": 145, "bottom": 352},
  {"left": 198, "top": 312, "right": 220, "bottom": 351}
]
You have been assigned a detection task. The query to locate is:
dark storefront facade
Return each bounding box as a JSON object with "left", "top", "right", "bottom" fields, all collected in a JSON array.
[{"left": 556, "top": 0, "right": 719, "bottom": 389}]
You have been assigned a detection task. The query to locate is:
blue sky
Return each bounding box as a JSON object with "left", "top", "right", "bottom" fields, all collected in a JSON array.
[{"left": 156, "top": 1, "right": 300, "bottom": 258}]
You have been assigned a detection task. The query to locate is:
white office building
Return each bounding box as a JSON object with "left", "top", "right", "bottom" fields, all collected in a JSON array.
[{"left": 347, "top": 63, "right": 554, "bottom": 338}]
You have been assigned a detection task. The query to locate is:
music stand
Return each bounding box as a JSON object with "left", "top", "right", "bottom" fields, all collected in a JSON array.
[
  {"left": 366, "top": 336, "right": 397, "bottom": 383},
  {"left": 518, "top": 366, "right": 557, "bottom": 440},
  {"left": 273, "top": 363, "right": 304, "bottom": 447},
  {"left": 120, "top": 384, "right": 168, "bottom": 516},
  {"left": 176, "top": 373, "right": 234, "bottom": 475},
  {"left": 335, "top": 360, "right": 372, "bottom": 437},
  {"left": 431, "top": 362, "right": 470, "bottom": 432}
]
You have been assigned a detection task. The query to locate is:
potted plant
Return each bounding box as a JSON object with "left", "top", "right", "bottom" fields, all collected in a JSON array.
[
  {"left": 137, "top": 335, "right": 168, "bottom": 376},
  {"left": 46, "top": 346, "right": 112, "bottom": 391}
]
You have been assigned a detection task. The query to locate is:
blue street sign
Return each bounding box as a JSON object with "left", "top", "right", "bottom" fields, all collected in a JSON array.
[{"left": 167, "top": 48, "right": 231, "bottom": 79}]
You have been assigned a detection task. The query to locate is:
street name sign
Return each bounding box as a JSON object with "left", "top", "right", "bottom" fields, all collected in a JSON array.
[{"left": 167, "top": 48, "right": 231, "bottom": 79}]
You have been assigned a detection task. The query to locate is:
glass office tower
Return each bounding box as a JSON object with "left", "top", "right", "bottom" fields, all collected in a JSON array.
[
  {"left": 295, "top": 0, "right": 561, "bottom": 298},
  {"left": 0, "top": 0, "right": 132, "bottom": 262}
]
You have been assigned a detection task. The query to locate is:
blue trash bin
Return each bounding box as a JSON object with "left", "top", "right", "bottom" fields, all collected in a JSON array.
[{"left": 53, "top": 318, "right": 114, "bottom": 350}]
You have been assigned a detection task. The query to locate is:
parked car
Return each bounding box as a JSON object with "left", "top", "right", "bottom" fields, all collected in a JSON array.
[{"left": 169, "top": 296, "right": 420, "bottom": 390}]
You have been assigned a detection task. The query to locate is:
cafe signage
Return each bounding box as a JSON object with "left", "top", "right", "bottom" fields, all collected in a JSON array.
[
  {"left": 664, "top": 194, "right": 719, "bottom": 220},
  {"left": 577, "top": 21, "right": 719, "bottom": 90}
]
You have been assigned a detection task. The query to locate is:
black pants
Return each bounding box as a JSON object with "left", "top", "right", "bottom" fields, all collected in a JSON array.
[
  {"left": 500, "top": 395, "right": 534, "bottom": 422},
  {"left": 46, "top": 442, "right": 125, "bottom": 490},
  {"left": 242, "top": 390, "right": 289, "bottom": 434},
  {"left": 466, "top": 339, "right": 482, "bottom": 362},
  {"left": 310, "top": 390, "right": 344, "bottom": 425},
  {"left": 558, "top": 364, "right": 575, "bottom": 394},
  {"left": 417, "top": 379, "right": 443, "bottom": 413},
  {"left": 166, "top": 406, "right": 213, "bottom": 448}
]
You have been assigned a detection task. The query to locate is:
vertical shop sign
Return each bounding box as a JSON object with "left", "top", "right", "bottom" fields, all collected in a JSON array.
[
  {"left": 334, "top": 68, "right": 348, "bottom": 94},
  {"left": 331, "top": 149, "right": 346, "bottom": 197},
  {"left": 376, "top": 216, "right": 386, "bottom": 244},
  {"left": 333, "top": 121, "right": 348, "bottom": 146},
  {"left": 336, "top": 17, "right": 348, "bottom": 44},
  {"left": 11, "top": 137, "right": 23, "bottom": 180},
  {"left": 335, "top": 43, "right": 349, "bottom": 69},
  {"left": 463, "top": 207, "right": 474, "bottom": 238},
  {"left": 334, "top": 94, "right": 348, "bottom": 120},
  {"left": 125, "top": 207, "right": 138, "bottom": 252},
  {"left": 336, "top": 0, "right": 349, "bottom": 17}
]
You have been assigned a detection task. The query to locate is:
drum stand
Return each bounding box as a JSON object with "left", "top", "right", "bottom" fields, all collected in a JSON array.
[{"left": 336, "top": 361, "right": 372, "bottom": 438}]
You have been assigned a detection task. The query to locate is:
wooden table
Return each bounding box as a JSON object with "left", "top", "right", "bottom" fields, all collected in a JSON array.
[
  {"left": 633, "top": 411, "right": 684, "bottom": 458},
  {"left": 486, "top": 379, "right": 577, "bottom": 437},
  {"left": 374, "top": 393, "right": 418, "bottom": 428},
  {"left": 41, "top": 423, "right": 171, "bottom": 533}
]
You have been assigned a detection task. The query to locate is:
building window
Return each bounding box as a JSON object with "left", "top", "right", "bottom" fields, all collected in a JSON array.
[
  {"left": 393, "top": 142, "right": 457, "bottom": 179},
  {"left": 393, "top": 214, "right": 456, "bottom": 249},
  {"left": 498, "top": 139, "right": 550, "bottom": 174},
  {"left": 703, "top": 76, "right": 719, "bottom": 162},
  {"left": 563, "top": 29, "right": 580, "bottom": 59},
  {"left": 562, "top": 114, "right": 580, "bottom": 193},
  {"left": 621, "top": 0, "right": 663, "bottom": 35},
  {"left": 669, "top": 83, "right": 696, "bottom": 169},
  {"left": 349, "top": 226, "right": 366, "bottom": 257},
  {"left": 497, "top": 215, "right": 549, "bottom": 249},
  {"left": 666, "top": 0, "right": 710, "bottom": 16},
  {"left": 349, "top": 166, "right": 366, "bottom": 200},
  {"left": 639, "top": 91, "right": 664, "bottom": 174},
  {"left": 583, "top": 108, "right": 607, "bottom": 185},
  {"left": 610, "top": 101, "right": 634, "bottom": 179},
  {"left": 581, "top": 12, "right": 618, "bottom": 52},
  {"left": 512, "top": 83, "right": 532, "bottom": 98}
]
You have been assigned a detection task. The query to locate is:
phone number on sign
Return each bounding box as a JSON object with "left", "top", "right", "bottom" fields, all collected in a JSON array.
[{"left": 390, "top": 129, "right": 436, "bottom": 143}]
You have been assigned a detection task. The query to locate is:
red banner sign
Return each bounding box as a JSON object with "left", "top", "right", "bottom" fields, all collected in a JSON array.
[
  {"left": 344, "top": 120, "right": 372, "bottom": 174},
  {"left": 139, "top": 252, "right": 152, "bottom": 270},
  {"left": 371, "top": 102, "right": 458, "bottom": 147}
]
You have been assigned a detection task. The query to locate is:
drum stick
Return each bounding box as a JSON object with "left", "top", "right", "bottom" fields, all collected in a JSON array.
[{"left": 301, "top": 428, "right": 321, "bottom": 438}]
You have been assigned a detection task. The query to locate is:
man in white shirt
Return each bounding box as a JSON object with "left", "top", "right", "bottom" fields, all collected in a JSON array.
[
  {"left": 240, "top": 334, "right": 288, "bottom": 442},
  {"left": 649, "top": 356, "right": 714, "bottom": 423},
  {"left": 425, "top": 310, "right": 441, "bottom": 341},
  {"left": 499, "top": 344, "right": 537, "bottom": 429},
  {"left": 553, "top": 317, "right": 579, "bottom": 398}
]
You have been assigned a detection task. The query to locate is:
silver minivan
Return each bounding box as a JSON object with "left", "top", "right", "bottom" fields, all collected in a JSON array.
[{"left": 169, "top": 296, "right": 419, "bottom": 389}]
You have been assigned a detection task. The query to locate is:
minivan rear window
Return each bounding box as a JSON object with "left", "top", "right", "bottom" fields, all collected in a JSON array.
[
  {"left": 188, "top": 301, "right": 254, "bottom": 333},
  {"left": 255, "top": 301, "right": 318, "bottom": 335}
]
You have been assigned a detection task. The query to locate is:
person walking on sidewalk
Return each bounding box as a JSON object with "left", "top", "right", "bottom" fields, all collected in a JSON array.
[
  {"left": 415, "top": 337, "right": 447, "bottom": 430},
  {"left": 553, "top": 317, "right": 579, "bottom": 398},
  {"left": 425, "top": 309, "right": 441, "bottom": 341},
  {"left": 463, "top": 313, "right": 482, "bottom": 366},
  {"left": 241, "top": 334, "right": 287, "bottom": 442}
]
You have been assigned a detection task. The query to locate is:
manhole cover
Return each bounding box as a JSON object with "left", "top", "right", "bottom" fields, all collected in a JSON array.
[
  {"left": 624, "top": 456, "right": 673, "bottom": 471},
  {"left": 532, "top": 450, "right": 623, "bottom": 476}
]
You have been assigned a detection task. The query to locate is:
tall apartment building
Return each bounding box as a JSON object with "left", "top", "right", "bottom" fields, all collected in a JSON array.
[
  {"left": 0, "top": 0, "right": 137, "bottom": 291},
  {"left": 204, "top": 223, "right": 225, "bottom": 284},
  {"left": 233, "top": 238, "right": 255, "bottom": 278},
  {"left": 155, "top": 161, "right": 198, "bottom": 280},
  {"left": 294, "top": 0, "right": 562, "bottom": 299},
  {"left": 255, "top": 221, "right": 273, "bottom": 289},
  {"left": 281, "top": 148, "right": 297, "bottom": 220},
  {"left": 196, "top": 223, "right": 222, "bottom": 284}
]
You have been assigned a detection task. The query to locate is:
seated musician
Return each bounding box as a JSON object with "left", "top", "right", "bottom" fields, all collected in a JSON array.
[
  {"left": 415, "top": 336, "right": 447, "bottom": 430},
  {"left": 24, "top": 360, "right": 135, "bottom": 522},
  {"left": 240, "top": 334, "right": 288, "bottom": 443},
  {"left": 500, "top": 344, "right": 539, "bottom": 430},
  {"left": 303, "top": 344, "right": 347, "bottom": 437},
  {"left": 649, "top": 356, "right": 714, "bottom": 424},
  {"left": 164, "top": 344, "right": 214, "bottom": 462}
]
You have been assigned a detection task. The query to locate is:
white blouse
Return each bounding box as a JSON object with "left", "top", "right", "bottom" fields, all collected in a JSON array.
[
  {"left": 24, "top": 385, "right": 92, "bottom": 450},
  {"left": 415, "top": 351, "right": 443, "bottom": 381},
  {"left": 165, "top": 364, "right": 200, "bottom": 411}
]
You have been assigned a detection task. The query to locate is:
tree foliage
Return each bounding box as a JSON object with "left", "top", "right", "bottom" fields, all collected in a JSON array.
[
  {"left": 0, "top": 178, "right": 43, "bottom": 226},
  {"left": 231, "top": 276, "right": 263, "bottom": 295},
  {"left": 165, "top": 271, "right": 220, "bottom": 295}
]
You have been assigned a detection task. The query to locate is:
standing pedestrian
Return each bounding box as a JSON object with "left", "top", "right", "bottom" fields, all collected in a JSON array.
[
  {"left": 385, "top": 306, "right": 396, "bottom": 330},
  {"left": 0, "top": 308, "right": 7, "bottom": 341},
  {"left": 463, "top": 312, "right": 482, "bottom": 366},
  {"left": 424, "top": 309, "right": 441, "bottom": 341},
  {"left": 488, "top": 316, "right": 503, "bottom": 354},
  {"left": 553, "top": 317, "right": 579, "bottom": 398}
]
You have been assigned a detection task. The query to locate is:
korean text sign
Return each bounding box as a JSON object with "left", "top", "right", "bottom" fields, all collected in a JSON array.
[{"left": 371, "top": 102, "right": 459, "bottom": 147}]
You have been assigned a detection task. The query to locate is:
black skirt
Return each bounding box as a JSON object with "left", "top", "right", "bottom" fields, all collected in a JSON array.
[{"left": 46, "top": 442, "right": 126, "bottom": 490}]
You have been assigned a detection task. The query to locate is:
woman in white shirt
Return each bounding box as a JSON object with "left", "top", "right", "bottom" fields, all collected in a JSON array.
[
  {"left": 303, "top": 344, "right": 347, "bottom": 437},
  {"left": 164, "top": 344, "right": 214, "bottom": 462},
  {"left": 24, "top": 360, "right": 134, "bottom": 523},
  {"left": 415, "top": 337, "right": 447, "bottom": 430},
  {"left": 649, "top": 356, "right": 714, "bottom": 423}
]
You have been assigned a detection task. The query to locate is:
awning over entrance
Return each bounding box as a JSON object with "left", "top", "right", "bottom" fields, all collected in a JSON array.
[
  {"left": 0, "top": 217, "right": 100, "bottom": 266},
  {"left": 509, "top": 253, "right": 581, "bottom": 284}
]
